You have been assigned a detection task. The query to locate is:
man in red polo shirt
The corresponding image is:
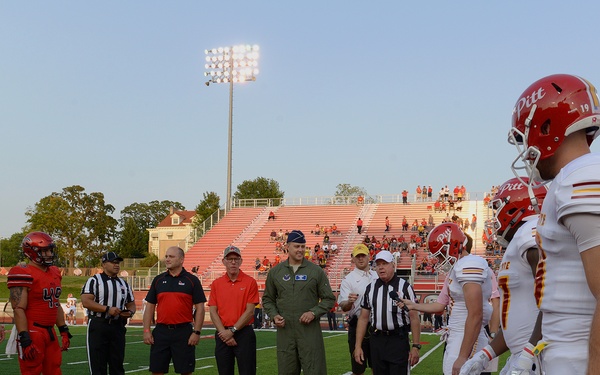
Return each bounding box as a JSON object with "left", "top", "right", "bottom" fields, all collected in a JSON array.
[{"left": 209, "top": 246, "right": 259, "bottom": 375}]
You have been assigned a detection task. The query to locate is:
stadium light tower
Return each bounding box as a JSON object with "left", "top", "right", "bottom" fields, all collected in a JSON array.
[{"left": 204, "top": 44, "right": 260, "bottom": 211}]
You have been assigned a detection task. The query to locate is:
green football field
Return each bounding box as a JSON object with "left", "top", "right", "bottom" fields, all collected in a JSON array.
[{"left": 0, "top": 325, "right": 509, "bottom": 374}]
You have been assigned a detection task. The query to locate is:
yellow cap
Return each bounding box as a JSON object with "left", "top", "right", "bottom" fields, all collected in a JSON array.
[{"left": 352, "top": 244, "right": 369, "bottom": 257}]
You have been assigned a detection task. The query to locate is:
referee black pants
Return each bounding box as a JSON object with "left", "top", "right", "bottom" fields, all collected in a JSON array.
[
  {"left": 86, "top": 317, "right": 127, "bottom": 375},
  {"left": 370, "top": 331, "right": 410, "bottom": 375},
  {"left": 214, "top": 325, "right": 256, "bottom": 375}
]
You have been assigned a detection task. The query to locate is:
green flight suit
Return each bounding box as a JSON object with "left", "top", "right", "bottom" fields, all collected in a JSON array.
[{"left": 262, "top": 258, "right": 335, "bottom": 375}]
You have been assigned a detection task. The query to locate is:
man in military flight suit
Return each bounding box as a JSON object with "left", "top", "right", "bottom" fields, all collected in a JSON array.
[{"left": 262, "top": 230, "right": 335, "bottom": 375}]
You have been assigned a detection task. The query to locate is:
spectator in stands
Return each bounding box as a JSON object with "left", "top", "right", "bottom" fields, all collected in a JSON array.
[
  {"left": 441, "top": 202, "right": 447, "bottom": 212},
  {"left": 331, "top": 224, "right": 339, "bottom": 235},
  {"left": 453, "top": 186, "right": 460, "bottom": 200},
  {"left": 313, "top": 224, "right": 321, "bottom": 235},
  {"left": 268, "top": 211, "right": 276, "bottom": 220},
  {"left": 428, "top": 214, "right": 434, "bottom": 227},
  {"left": 411, "top": 220, "right": 418, "bottom": 231},
  {"left": 434, "top": 200, "right": 441, "bottom": 212},
  {"left": 455, "top": 200, "right": 462, "bottom": 212},
  {"left": 385, "top": 216, "right": 390, "bottom": 232},
  {"left": 402, "top": 216, "right": 409, "bottom": 231},
  {"left": 363, "top": 235, "right": 371, "bottom": 245},
  {"left": 275, "top": 241, "right": 283, "bottom": 252},
  {"left": 428, "top": 185, "right": 433, "bottom": 201},
  {"left": 284, "top": 229, "right": 289, "bottom": 243},
  {"left": 273, "top": 254, "right": 281, "bottom": 267},
  {"left": 270, "top": 229, "right": 277, "bottom": 242},
  {"left": 262, "top": 256, "right": 271, "bottom": 269},
  {"left": 356, "top": 218, "right": 363, "bottom": 234},
  {"left": 255, "top": 257, "right": 261, "bottom": 270},
  {"left": 471, "top": 214, "right": 477, "bottom": 231},
  {"left": 463, "top": 218, "right": 470, "bottom": 232},
  {"left": 278, "top": 229, "right": 284, "bottom": 241},
  {"left": 444, "top": 185, "right": 450, "bottom": 201},
  {"left": 421, "top": 185, "right": 428, "bottom": 201},
  {"left": 402, "top": 190, "right": 408, "bottom": 204},
  {"left": 459, "top": 185, "right": 466, "bottom": 201},
  {"left": 416, "top": 185, "right": 422, "bottom": 201},
  {"left": 390, "top": 236, "right": 398, "bottom": 252},
  {"left": 439, "top": 187, "right": 445, "bottom": 201},
  {"left": 330, "top": 242, "right": 338, "bottom": 254},
  {"left": 323, "top": 233, "right": 330, "bottom": 245}
]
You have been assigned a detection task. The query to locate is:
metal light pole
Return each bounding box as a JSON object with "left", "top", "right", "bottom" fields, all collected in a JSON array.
[{"left": 204, "top": 44, "right": 259, "bottom": 211}]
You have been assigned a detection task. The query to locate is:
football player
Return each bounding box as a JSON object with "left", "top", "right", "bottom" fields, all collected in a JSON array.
[
  {"left": 459, "top": 177, "right": 547, "bottom": 375},
  {"left": 508, "top": 74, "right": 600, "bottom": 374},
  {"left": 7, "top": 232, "right": 72, "bottom": 375},
  {"left": 401, "top": 223, "right": 497, "bottom": 375}
]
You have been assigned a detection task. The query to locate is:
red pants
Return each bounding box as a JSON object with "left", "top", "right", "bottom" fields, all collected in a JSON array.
[{"left": 18, "top": 324, "right": 62, "bottom": 375}]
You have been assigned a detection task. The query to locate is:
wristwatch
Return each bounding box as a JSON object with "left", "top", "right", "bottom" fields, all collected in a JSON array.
[
  {"left": 193, "top": 330, "right": 201, "bottom": 335},
  {"left": 229, "top": 326, "right": 237, "bottom": 333},
  {"left": 412, "top": 343, "right": 422, "bottom": 350}
]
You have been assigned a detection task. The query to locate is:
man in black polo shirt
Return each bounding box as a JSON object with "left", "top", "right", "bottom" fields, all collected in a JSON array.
[
  {"left": 81, "top": 251, "right": 136, "bottom": 375},
  {"left": 354, "top": 250, "right": 421, "bottom": 375},
  {"left": 143, "top": 246, "right": 207, "bottom": 375}
]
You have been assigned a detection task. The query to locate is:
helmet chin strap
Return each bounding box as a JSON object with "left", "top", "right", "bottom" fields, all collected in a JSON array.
[{"left": 528, "top": 185, "right": 541, "bottom": 214}]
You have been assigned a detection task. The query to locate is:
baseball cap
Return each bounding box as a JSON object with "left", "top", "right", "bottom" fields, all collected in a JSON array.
[
  {"left": 352, "top": 244, "right": 369, "bottom": 257},
  {"left": 102, "top": 252, "right": 123, "bottom": 263},
  {"left": 223, "top": 246, "right": 241, "bottom": 258},
  {"left": 374, "top": 250, "right": 394, "bottom": 263},
  {"left": 286, "top": 230, "right": 306, "bottom": 244}
]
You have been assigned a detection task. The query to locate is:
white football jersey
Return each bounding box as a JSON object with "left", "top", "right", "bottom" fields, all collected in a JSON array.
[
  {"left": 535, "top": 153, "right": 600, "bottom": 373},
  {"left": 497, "top": 218, "right": 539, "bottom": 354},
  {"left": 444, "top": 254, "right": 496, "bottom": 375},
  {"left": 447, "top": 254, "right": 494, "bottom": 329}
]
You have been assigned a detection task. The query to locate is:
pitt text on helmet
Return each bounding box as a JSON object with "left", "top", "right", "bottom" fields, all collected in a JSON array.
[{"left": 515, "top": 87, "right": 546, "bottom": 120}]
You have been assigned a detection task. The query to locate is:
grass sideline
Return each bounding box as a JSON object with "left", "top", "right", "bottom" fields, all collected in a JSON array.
[{"left": 0, "top": 325, "right": 510, "bottom": 374}]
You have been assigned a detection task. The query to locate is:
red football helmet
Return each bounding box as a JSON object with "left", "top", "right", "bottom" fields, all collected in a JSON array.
[
  {"left": 509, "top": 74, "right": 600, "bottom": 185},
  {"left": 22, "top": 231, "right": 56, "bottom": 267},
  {"left": 427, "top": 223, "right": 468, "bottom": 272},
  {"left": 487, "top": 177, "right": 547, "bottom": 247}
]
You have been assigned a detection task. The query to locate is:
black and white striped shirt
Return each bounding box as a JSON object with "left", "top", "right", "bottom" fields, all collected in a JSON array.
[
  {"left": 81, "top": 273, "right": 134, "bottom": 318},
  {"left": 361, "top": 275, "right": 417, "bottom": 331}
]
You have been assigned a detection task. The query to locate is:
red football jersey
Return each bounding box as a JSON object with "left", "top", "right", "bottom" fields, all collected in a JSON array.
[{"left": 8, "top": 264, "right": 62, "bottom": 326}]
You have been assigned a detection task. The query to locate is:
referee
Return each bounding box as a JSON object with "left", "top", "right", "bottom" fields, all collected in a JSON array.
[
  {"left": 81, "top": 251, "right": 135, "bottom": 375},
  {"left": 354, "top": 250, "right": 421, "bottom": 375}
]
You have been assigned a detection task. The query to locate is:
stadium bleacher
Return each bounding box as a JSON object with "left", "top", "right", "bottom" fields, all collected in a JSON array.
[{"left": 182, "top": 200, "right": 492, "bottom": 294}]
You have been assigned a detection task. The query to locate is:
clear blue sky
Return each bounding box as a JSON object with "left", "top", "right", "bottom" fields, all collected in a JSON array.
[{"left": 2, "top": 1, "right": 600, "bottom": 237}]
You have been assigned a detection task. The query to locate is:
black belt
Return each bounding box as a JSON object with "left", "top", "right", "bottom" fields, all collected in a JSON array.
[
  {"left": 371, "top": 327, "right": 408, "bottom": 336},
  {"left": 91, "top": 316, "right": 124, "bottom": 325},
  {"left": 33, "top": 322, "right": 56, "bottom": 341},
  {"left": 157, "top": 322, "right": 191, "bottom": 329}
]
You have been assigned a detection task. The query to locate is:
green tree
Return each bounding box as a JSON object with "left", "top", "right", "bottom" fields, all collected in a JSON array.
[
  {"left": 333, "top": 183, "right": 371, "bottom": 204},
  {"left": 193, "top": 192, "right": 221, "bottom": 227},
  {"left": 25, "top": 185, "right": 118, "bottom": 268},
  {"left": 117, "top": 200, "right": 185, "bottom": 256},
  {"left": 113, "top": 217, "right": 148, "bottom": 258},
  {"left": 119, "top": 200, "right": 185, "bottom": 230},
  {"left": 1, "top": 232, "right": 26, "bottom": 267},
  {"left": 233, "top": 177, "right": 284, "bottom": 205}
]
